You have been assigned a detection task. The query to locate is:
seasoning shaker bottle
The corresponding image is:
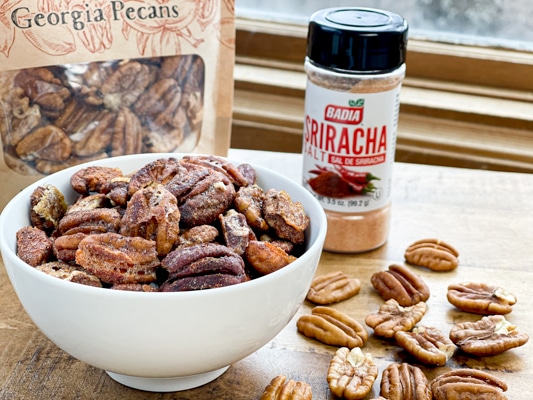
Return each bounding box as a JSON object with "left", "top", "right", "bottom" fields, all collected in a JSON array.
[{"left": 302, "top": 7, "right": 408, "bottom": 253}]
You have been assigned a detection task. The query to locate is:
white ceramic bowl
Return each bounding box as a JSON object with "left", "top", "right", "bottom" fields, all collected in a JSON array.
[{"left": 0, "top": 153, "right": 326, "bottom": 392}]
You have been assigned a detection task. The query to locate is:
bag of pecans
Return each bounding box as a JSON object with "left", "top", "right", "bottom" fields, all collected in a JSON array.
[{"left": 0, "top": 0, "right": 235, "bottom": 209}]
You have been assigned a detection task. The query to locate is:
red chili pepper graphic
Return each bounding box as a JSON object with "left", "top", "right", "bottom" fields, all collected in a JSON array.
[
  {"left": 308, "top": 165, "right": 378, "bottom": 199},
  {"left": 333, "top": 164, "right": 380, "bottom": 184}
]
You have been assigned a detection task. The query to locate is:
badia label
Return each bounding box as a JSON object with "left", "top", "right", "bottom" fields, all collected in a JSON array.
[{"left": 302, "top": 80, "right": 401, "bottom": 212}]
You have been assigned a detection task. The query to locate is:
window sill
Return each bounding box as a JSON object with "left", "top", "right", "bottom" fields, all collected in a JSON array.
[{"left": 232, "top": 18, "right": 533, "bottom": 173}]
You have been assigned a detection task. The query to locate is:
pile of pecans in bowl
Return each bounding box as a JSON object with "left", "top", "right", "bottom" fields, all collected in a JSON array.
[{"left": 16, "top": 155, "right": 310, "bottom": 292}]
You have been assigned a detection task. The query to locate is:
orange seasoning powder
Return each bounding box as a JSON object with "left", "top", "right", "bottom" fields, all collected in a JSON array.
[{"left": 302, "top": 8, "right": 408, "bottom": 252}]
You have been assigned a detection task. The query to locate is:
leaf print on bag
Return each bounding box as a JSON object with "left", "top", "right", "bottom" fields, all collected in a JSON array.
[
  {"left": 0, "top": 0, "right": 23, "bottom": 57},
  {"left": 119, "top": 0, "right": 205, "bottom": 56}
]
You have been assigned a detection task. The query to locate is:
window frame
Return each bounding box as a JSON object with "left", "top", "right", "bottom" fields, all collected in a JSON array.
[{"left": 232, "top": 18, "right": 533, "bottom": 172}]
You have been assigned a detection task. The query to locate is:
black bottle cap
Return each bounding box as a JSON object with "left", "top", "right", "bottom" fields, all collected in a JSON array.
[{"left": 306, "top": 8, "right": 408, "bottom": 73}]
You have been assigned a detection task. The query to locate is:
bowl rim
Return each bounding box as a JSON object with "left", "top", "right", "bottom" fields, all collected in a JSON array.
[{"left": 0, "top": 152, "right": 327, "bottom": 298}]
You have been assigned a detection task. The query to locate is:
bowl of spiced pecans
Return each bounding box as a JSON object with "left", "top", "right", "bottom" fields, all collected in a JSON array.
[{"left": 0, "top": 153, "right": 327, "bottom": 392}]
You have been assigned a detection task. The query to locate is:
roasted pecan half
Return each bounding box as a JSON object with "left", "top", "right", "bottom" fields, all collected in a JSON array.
[
  {"left": 70, "top": 166, "right": 124, "bottom": 195},
  {"left": 15, "top": 125, "right": 72, "bottom": 162},
  {"left": 234, "top": 184, "right": 269, "bottom": 231},
  {"left": 307, "top": 271, "right": 361, "bottom": 305},
  {"left": 404, "top": 238, "right": 459, "bottom": 271},
  {"left": 365, "top": 299, "right": 427, "bottom": 338},
  {"left": 327, "top": 347, "right": 378, "bottom": 400},
  {"left": 177, "top": 169, "right": 236, "bottom": 228},
  {"left": 56, "top": 208, "right": 122, "bottom": 236},
  {"left": 380, "top": 363, "right": 431, "bottom": 400},
  {"left": 111, "top": 283, "right": 159, "bottom": 292},
  {"left": 260, "top": 375, "right": 312, "bottom": 400},
  {"left": 53, "top": 232, "right": 87, "bottom": 262},
  {"left": 177, "top": 225, "right": 220, "bottom": 247},
  {"left": 75, "top": 232, "right": 160, "bottom": 285},
  {"left": 219, "top": 209, "right": 254, "bottom": 255},
  {"left": 160, "top": 243, "right": 247, "bottom": 291},
  {"left": 120, "top": 184, "right": 180, "bottom": 256},
  {"left": 36, "top": 261, "right": 102, "bottom": 288},
  {"left": 127, "top": 157, "right": 182, "bottom": 195},
  {"left": 99, "top": 61, "right": 153, "bottom": 110},
  {"left": 245, "top": 240, "right": 297, "bottom": 275},
  {"left": 371, "top": 264, "right": 430, "bottom": 307},
  {"left": 447, "top": 282, "right": 517, "bottom": 315},
  {"left": 16, "top": 226, "right": 53, "bottom": 267},
  {"left": 297, "top": 306, "right": 368, "bottom": 348},
  {"left": 134, "top": 78, "right": 184, "bottom": 152},
  {"left": 182, "top": 155, "right": 250, "bottom": 187},
  {"left": 66, "top": 193, "right": 110, "bottom": 214},
  {"left": 395, "top": 326, "right": 456, "bottom": 365},
  {"left": 109, "top": 107, "right": 144, "bottom": 157},
  {"left": 14, "top": 67, "right": 71, "bottom": 118},
  {"left": 0, "top": 87, "right": 41, "bottom": 147},
  {"left": 449, "top": 315, "right": 529, "bottom": 356},
  {"left": 30, "top": 184, "right": 68, "bottom": 233},
  {"left": 431, "top": 369, "right": 508, "bottom": 400},
  {"left": 263, "top": 189, "right": 310, "bottom": 245}
]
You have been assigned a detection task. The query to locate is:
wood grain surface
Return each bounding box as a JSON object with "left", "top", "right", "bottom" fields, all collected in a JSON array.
[{"left": 0, "top": 149, "right": 531, "bottom": 399}]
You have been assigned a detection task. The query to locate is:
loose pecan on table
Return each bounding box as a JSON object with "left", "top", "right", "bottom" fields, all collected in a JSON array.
[
  {"left": 260, "top": 375, "right": 312, "bottom": 400},
  {"left": 327, "top": 347, "right": 378, "bottom": 400},
  {"left": 379, "top": 363, "right": 431, "bottom": 400},
  {"left": 370, "top": 264, "right": 430, "bottom": 307},
  {"left": 449, "top": 315, "right": 529, "bottom": 356},
  {"left": 365, "top": 299, "right": 427, "bottom": 339},
  {"left": 297, "top": 306, "right": 368, "bottom": 348},
  {"left": 404, "top": 238, "right": 459, "bottom": 271},
  {"left": 431, "top": 369, "right": 508, "bottom": 400},
  {"left": 447, "top": 282, "right": 517, "bottom": 315},
  {"left": 306, "top": 271, "right": 361, "bottom": 305},
  {"left": 395, "top": 326, "right": 456, "bottom": 366}
]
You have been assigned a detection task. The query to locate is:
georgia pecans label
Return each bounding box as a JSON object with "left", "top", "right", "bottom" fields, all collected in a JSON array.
[{"left": 302, "top": 80, "right": 401, "bottom": 213}]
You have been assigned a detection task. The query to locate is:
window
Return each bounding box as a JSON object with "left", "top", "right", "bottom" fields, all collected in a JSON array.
[
  {"left": 231, "top": 1, "right": 533, "bottom": 173},
  {"left": 236, "top": 0, "right": 533, "bottom": 51}
]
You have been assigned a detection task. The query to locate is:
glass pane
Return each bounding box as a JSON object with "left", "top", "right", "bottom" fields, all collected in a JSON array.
[{"left": 236, "top": 0, "right": 533, "bottom": 52}]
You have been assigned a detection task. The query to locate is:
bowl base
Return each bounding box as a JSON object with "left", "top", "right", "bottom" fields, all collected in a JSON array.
[{"left": 106, "top": 366, "right": 230, "bottom": 392}]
